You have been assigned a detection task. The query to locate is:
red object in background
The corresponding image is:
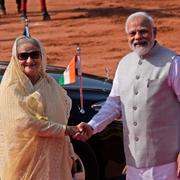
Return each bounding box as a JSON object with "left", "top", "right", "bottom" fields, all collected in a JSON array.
[
  {"left": 20, "top": 0, "right": 50, "bottom": 20},
  {"left": 21, "top": 0, "right": 48, "bottom": 13}
]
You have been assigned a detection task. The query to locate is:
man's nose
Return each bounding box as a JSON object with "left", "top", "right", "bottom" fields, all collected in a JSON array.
[{"left": 134, "top": 31, "right": 142, "bottom": 39}]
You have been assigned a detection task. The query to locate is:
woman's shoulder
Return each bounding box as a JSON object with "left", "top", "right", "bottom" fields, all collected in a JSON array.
[{"left": 45, "top": 75, "right": 68, "bottom": 94}]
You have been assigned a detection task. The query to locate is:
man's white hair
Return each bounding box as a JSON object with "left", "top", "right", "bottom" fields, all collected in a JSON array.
[{"left": 125, "top": 12, "right": 155, "bottom": 33}]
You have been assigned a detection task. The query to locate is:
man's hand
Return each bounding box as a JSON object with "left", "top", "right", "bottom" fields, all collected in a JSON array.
[
  {"left": 72, "top": 122, "right": 94, "bottom": 142},
  {"left": 177, "top": 152, "right": 180, "bottom": 177}
]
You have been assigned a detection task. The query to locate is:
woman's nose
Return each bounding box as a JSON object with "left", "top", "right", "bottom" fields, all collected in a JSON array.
[{"left": 26, "top": 56, "right": 33, "bottom": 62}]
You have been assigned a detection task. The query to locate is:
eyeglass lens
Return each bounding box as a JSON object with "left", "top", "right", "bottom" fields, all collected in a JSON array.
[{"left": 18, "top": 51, "right": 41, "bottom": 60}]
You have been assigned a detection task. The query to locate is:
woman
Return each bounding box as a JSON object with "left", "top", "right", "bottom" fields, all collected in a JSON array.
[{"left": 0, "top": 36, "right": 78, "bottom": 179}]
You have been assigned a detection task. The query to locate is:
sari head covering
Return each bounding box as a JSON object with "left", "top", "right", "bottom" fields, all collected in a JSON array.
[{"left": 0, "top": 36, "right": 75, "bottom": 180}]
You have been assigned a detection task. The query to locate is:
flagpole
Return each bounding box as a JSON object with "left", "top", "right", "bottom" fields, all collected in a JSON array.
[
  {"left": 76, "top": 47, "right": 85, "bottom": 114},
  {"left": 23, "top": 18, "right": 31, "bottom": 37}
]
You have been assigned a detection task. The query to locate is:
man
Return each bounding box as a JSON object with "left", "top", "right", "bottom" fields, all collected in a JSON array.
[{"left": 74, "top": 12, "right": 180, "bottom": 180}]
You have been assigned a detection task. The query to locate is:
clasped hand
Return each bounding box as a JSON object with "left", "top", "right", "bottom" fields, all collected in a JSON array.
[{"left": 66, "top": 122, "right": 93, "bottom": 142}]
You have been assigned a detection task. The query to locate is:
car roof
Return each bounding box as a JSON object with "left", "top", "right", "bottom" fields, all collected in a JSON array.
[{"left": 0, "top": 61, "right": 112, "bottom": 91}]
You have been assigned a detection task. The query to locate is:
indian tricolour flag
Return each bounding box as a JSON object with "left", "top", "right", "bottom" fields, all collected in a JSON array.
[{"left": 59, "top": 56, "right": 77, "bottom": 85}]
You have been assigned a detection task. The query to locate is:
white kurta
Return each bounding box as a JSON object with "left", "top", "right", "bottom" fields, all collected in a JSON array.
[{"left": 88, "top": 55, "right": 180, "bottom": 179}]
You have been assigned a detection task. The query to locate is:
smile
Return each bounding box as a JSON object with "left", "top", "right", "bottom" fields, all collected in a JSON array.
[{"left": 134, "top": 41, "right": 148, "bottom": 47}]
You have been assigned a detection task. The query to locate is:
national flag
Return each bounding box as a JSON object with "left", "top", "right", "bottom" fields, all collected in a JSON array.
[
  {"left": 59, "top": 55, "right": 77, "bottom": 85},
  {"left": 59, "top": 48, "right": 85, "bottom": 114}
]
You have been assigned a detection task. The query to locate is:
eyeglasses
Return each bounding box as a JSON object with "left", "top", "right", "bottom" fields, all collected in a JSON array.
[{"left": 17, "top": 51, "right": 41, "bottom": 60}]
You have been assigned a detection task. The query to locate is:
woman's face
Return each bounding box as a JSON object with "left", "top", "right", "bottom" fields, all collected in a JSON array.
[{"left": 17, "top": 42, "right": 42, "bottom": 84}]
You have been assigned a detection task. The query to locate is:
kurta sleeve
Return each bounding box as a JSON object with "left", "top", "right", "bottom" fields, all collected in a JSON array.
[
  {"left": 88, "top": 63, "right": 122, "bottom": 134},
  {"left": 88, "top": 96, "right": 121, "bottom": 134},
  {"left": 168, "top": 55, "right": 180, "bottom": 102}
]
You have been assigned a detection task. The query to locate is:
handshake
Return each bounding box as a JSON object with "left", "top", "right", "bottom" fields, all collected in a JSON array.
[{"left": 65, "top": 122, "right": 94, "bottom": 142}]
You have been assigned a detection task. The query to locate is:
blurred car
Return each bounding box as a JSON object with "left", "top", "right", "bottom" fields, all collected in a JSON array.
[{"left": 0, "top": 61, "right": 126, "bottom": 180}]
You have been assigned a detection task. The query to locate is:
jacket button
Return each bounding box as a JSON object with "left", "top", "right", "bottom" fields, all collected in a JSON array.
[
  {"left": 135, "top": 137, "right": 139, "bottom": 141},
  {"left": 133, "top": 122, "right": 137, "bottom": 126},
  {"left": 133, "top": 106, "right": 137, "bottom": 110},
  {"left": 136, "top": 75, "right": 140, "bottom": 80},
  {"left": 135, "top": 91, "right": 138, "bottom": 95},
  {"left": 138, "top": 60, "right": 142, "bottom": 65}
]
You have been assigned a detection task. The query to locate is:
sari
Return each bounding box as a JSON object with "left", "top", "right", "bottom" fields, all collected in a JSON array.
[{"left": 0, "top": 36, "right": 75, "bottom": 180}]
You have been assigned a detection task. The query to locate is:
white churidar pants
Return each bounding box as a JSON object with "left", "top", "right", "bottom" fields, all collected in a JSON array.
[{"left": 126, "top": 162, "right": 180, "bottom": 180}]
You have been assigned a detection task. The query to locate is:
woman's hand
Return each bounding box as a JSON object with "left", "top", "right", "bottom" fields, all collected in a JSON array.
[{"left": 65, "top": 126, "right": 79, "bottom": 136}]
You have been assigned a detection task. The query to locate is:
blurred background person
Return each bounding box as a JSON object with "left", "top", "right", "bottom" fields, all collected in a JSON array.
[
  {"left": 16, "top": 0, "right": 21, "bottom": 13},
  {"left": 0, "top": 0, "right": 6, "bottom": 15},
  {"left": 21, "top": 0, "right": 50, "bottom": 20}
]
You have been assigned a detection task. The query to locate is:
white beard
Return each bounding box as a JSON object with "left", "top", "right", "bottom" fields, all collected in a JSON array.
[
  {"left": 134, "top": 44, "right": 153, "bottom": 56},
  {"left": 129, "top": 40, "right": 155, "bottom": 57}
]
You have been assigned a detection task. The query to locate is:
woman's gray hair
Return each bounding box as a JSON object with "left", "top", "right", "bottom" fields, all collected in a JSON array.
[
  {"left": 125, "top": 12, "right": 155, "bottom": 33},
  {"left": 16, "top": 37, "right": 41, "bottom": 50}
]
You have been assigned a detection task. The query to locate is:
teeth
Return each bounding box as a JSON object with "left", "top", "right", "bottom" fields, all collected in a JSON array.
[{"left": 134, "top": 42, "right": 146, "bottom": 46}]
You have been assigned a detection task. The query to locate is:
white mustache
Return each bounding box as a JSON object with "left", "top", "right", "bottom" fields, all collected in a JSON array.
[{"left": 133, "top": 41, "right": 148, "bottom": 47}]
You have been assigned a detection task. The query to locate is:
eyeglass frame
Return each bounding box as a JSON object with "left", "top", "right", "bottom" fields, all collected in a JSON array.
[{"left": 17, "top": 50, "right": 42, "bottom": 61}]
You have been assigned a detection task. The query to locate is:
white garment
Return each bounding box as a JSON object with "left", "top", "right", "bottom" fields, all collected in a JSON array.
[
  {"left": 127, "top": 162, "right": 180, "bottom": 180},
  {"left": 88, "top": 55, "right": 180, "bottom": 134},
  {"left": 88, "top": 55, "right": 180, "bottom": 176}
]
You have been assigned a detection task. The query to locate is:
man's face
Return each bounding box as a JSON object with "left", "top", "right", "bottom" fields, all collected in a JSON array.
[{"left": 127, "top": 16, "right": 156, "bottom": 56}]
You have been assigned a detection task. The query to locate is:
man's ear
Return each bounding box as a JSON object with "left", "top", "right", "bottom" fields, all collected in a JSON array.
[{"left": 153, "top": 27, "right": 157, "bottom": 38}]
